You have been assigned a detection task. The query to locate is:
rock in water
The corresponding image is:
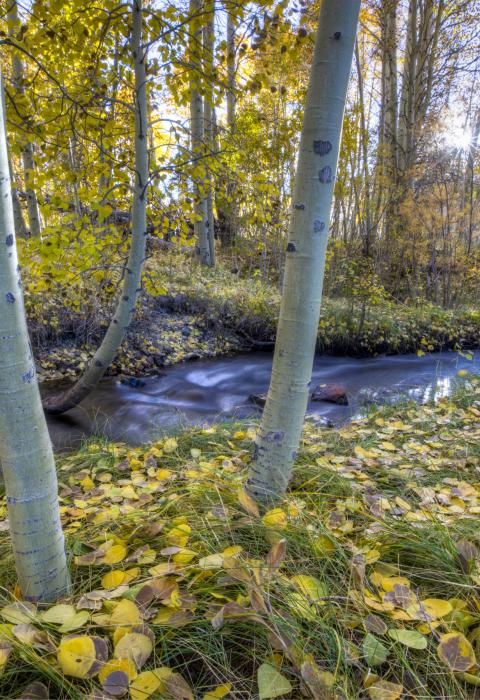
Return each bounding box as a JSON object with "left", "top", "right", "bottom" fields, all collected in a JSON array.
[
  {"left": 120, "top": 377, "right": 146, "bottom": 388},
  {"left": 311, "top": 383, "right": 348, "bottom": 405},
  {"left": 249, "top": 393, "right": 267, "bottom": 407}
]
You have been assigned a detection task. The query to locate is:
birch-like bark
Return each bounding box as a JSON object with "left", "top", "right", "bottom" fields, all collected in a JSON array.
[
  {"left": 0, "top": 61, "right": 70, "bottom": 601},
  {"left": 246, "top": 0, "right": 360, "bottom": 502},
  {"left": 220, "top": 5, "right": 237, "bottom": 248},
  {"left": 189, "top": 0, "right": 211, "bottom": 266},
  {"left": 7, "top": 0, "right": 42, "bottom": 238},
  {"left": 44, "top": 0, "right": 149, "bottom": 415},
  {"left": 203, "top": 1, "right": 216, "bottom": 266},
  {"left": 226, "top": 9, "right": 236, "bottom": 129}
]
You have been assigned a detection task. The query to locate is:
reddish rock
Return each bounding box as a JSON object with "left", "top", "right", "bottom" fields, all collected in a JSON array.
[{"left": 311, "top": 382, "right": 348, "bottom": 405}]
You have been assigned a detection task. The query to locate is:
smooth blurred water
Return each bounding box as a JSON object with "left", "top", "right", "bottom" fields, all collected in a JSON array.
[{"left": 44, "top": 350, "right": 480, "bottom": 449}]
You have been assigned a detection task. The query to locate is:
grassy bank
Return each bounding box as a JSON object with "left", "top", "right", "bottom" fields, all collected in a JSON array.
[
  {"left": 27, "top": 249, "right": 480, "bottom": 381},
  {"left": 0, "top": 377, "right": 479, "bottom": 697}
]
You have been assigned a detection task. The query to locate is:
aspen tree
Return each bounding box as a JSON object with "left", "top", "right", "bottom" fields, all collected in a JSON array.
[
  {"left": 247, "top": 0, "right": 361, "bottom": 502},
  {"left": 0, "top": 61, "right": 70, "bottom": 601},
  {"left": 7, "top": 0, "right": 42, "bottom": 238},
  {"left": 189, "top": 0, "right": 212, "bottom": 266},
  {"left": 44, "top": 0, "right": 149, "bottom": 414},
  {"left": 203, "top": 0, "right": 216, "bottom": 266}
]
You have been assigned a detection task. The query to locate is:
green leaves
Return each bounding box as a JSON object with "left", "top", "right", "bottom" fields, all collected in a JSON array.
[
  {"left": 388, "top": 628, "right": 427, "bottom": 650},
  {"left": 362, "top": 634, "right": 389, "bottom": 667},
  {"left": 257, "top": 664, "right": 292, "bottom": 699}
]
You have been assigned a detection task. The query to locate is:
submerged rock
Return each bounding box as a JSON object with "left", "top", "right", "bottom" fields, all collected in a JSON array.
[
  {"left": 311, "top": 382, "right": 348, "bottom": 405},
  {"left": 120, "top": 377, "right": 146, "bottom": 388},
  {"left": 249, "top": 393, "right": 267, "bottom": 407}
]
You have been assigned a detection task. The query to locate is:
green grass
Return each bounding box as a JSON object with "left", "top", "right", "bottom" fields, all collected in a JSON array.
[{"left": 0, "top": 378, "right": 479, "bottom": 697}]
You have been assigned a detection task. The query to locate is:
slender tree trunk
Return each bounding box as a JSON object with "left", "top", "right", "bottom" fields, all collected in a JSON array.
[
  {"left": 226, "top": 9, "right": 236, "bottom": 129},
  {"left": 44, "top": 0, "right": 149, "bottom": 415},
  {"left": 246, "top": 0, "right": 360, "bottom": 502},
  {"left": 0, "top": 61, "right": 70, "bottom": 601},
  {"left": 203, "top": 1, "right": 216, "bottom": 266},
  {"left": 189, "top": 0, "right": 211, "bottom": 266},
  {"left": 466, "top": 110, "right": 480, "bottom": 254},
  {"left": 217, "top": 3, "right": 237, "bottom": 248},
  {"left": 355, "top": 41, "right": 372, "bottom": 256},
  {"left": 7, "top": 0, "right": 42, "bottom": 238}
]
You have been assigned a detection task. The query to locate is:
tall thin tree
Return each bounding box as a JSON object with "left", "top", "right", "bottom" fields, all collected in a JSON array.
[
  {"left": 189, "top": 0, "right": 212, "bottom": 266},
  {"left": 7, "top": 0, "right": 42, "bottom": 238},
  {"left": 0, "top": 63, "right": 70, "bottom": 601},
  {"left": 44, "top": 0, "right": 149, "bottom": 414},
  {"left": 247, "top": 0, "right": 361, "bottom": 502}
]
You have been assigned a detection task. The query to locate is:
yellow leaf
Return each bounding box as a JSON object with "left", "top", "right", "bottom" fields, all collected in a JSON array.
[
  {"left": 155, "top": 469, "right": 172, "bottom": 481},
  {"left": 237, "top": 488, "right": 260, "bottom": 517},
  {"left": 438, "top": 632, "right": 476, "bottom": 672},
  {"left": 130, "top": 668, "right": 172, "bottom": 700},
  {"left": 172, "top": 548, "right": 197, "bottom": 564},
  {"left": 262, "top": 508, "right": 287, "bottom": 529},
  {"left": 102, "top": 570, "right": 127, "bottom": 590},
  {"left": 114, "top": 630, "right": 153, "bottom": 670},
  {"left": 380, "top": 442, "right": 397, "bottom": 451},
  {"left": 110, "top": 599, "right": 142, "bottom": 626},
  {"left": 290, "top": 575, "right": 327, "bottom": 602},
  {"left": 420, "top": 599, "right": 453, "bottom": 619},
  {"left": 203, "top": 683, "right": 232, "bottom": 699},
  {"left": 367, "top": 679, "right": 403, "bottom": 700},
  {"left": 103, "top": 544, "right": 127, "bottom": 565},
  {"left": 163, "top": 438, "right": 178, "bottom": 453},
  {"left": 57, "top": 634, "right": 108, "bottom": 678}
]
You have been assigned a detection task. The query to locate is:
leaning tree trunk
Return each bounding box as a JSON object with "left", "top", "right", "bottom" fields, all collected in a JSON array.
[
  {"left": 7, "top": 0, "right": 42, "bottom": 238},
  {"left": 246, "top": 0, "right": 360, "bottom": 503},
  {"left": 189, "top": 0, "right": 212, "bottom": 266},
  {"left": 0, "top": 62, "right": 70, "bottom": 601},
  {"left": 43, "top": 0, "right": 149, "bottom": 415}
]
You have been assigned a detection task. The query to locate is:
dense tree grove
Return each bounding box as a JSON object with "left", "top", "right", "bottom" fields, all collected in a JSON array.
[
  {"left": 1, "top": 0, "right": 480, "bottom": 697},
  {"left": 1, "top": 0, "right": 479, "bottom": 311}
]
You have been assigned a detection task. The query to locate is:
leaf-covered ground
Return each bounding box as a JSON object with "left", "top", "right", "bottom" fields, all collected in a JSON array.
[{"left": 0, "top": 378, "right": 480, "bottom": 698}]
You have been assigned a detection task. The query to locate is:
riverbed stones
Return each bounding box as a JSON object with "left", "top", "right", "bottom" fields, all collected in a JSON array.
[{"left": 311, "top": 382, "right": 348, "bottom": 405}]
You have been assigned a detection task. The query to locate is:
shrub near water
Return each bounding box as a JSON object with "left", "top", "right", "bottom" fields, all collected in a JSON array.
[
  {"left": 0, "top": 378, "right": 478, "bottom": 697},
  {"left": 22, "top": 249, "right": 480, "bottom": 382}
]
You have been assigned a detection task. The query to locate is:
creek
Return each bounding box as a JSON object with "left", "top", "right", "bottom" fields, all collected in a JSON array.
[{"left": 44, "top": 350, "right": 480, "bottom": 450}]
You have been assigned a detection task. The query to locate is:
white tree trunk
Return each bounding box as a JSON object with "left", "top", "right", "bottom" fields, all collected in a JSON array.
[
  {"left": 247, "top": 0, "right": 360, "bottom": 502},
  {"left": 226, "top": 9, "right": 236, "bottom": 129},
  {"left": 204, "top": 1, "right": 216, "bottom": 266},
  {"left": 44, "top": 0, "right": 149, "bottom": 414},
  {"left": 189, "top": 0, "right": 212, "bottom": 266},
  {"left": 7, "top": 0, "right": 42, "bottom": 238},
  {"left": 0, "top": 61, "right": 70, "bottom": 601}
]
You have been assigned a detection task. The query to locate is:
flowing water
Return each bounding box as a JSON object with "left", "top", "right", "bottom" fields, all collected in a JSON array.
[{"left": 44, "top": 350, "right": 480, "bottom": 450}]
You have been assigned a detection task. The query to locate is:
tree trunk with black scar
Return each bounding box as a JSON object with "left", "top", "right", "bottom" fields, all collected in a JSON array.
[
  {"left": 0, "top": 61, "right": 70, "bottom": 601},
  {"left": 43, "top": 0, "right": 149, "bottom": 415},
  {"left": 246, "top": 0, "right": 360, "bottom": 503},
  {"left": 7, "top": 0, "right": 42, "bottom": 238}
]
